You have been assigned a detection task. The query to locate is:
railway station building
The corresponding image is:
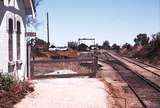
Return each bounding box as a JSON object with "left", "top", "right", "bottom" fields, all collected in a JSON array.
[{"left": 0, "top": 0, "right": 35, "bottom": 80}]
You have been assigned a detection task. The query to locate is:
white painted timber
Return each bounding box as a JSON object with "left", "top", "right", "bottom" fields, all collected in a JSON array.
[{"left": 0, "top": 0, "right": 35, "bottom": 80}]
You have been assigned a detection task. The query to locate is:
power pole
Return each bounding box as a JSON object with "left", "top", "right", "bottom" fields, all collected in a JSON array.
[{"left": 47, "top": 12, "right": 50, "bottom": 50}]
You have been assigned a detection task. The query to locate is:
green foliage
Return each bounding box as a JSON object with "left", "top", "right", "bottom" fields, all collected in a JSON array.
[
  {"left": 34, "top": 37, "right": 48, "bottom": 47},
  {"left": 122, "top": 32, "right": 160, "bottom": 61},
  {"left": 0, "top": 80, "right": 34, "bottom": 108},
  {"left": 31, "top": 37, "right": 48, "bottom": 52},
  {"left": 68, "top": 41, "right": 78, "bottom": 50},
  {"left": 28, "top": 37, "right": 49, "bottom": 57},
  {"left": 102, "top": 40, "right": 110, "bottom": 49},
  {"left": 112, "top": 44, "right": 120, "bottom": 51},
  {"left": 0, "top": 75, "right": 15, "bottom": 91},
  {"left": 134, "top": 33, "right": 149, "bottom": 46},
  {"left": 78, "top": 43, "right": 88, "bottom": 51},
  {"left": 122, "top": 43, "right": 131, "bottom": 50},
  {"left": 26, "top": 0, "right": 43, "bottom": 28},
  {"left": 145, "top": 32, "right": 160, "bottom": 58},
  {"left": 34, "top": 0, "right": 43, "bottom": 7},
  {"left": 50, "top": 44, "right": 55, "bottom": 48},
  {"left": 150, "top": 32, "right": 160, "bottom": 49}
]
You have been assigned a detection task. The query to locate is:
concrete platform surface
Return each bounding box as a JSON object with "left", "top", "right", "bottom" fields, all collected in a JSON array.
[{"left": 14, "top": 78, "right": 108, "bottom": 108}]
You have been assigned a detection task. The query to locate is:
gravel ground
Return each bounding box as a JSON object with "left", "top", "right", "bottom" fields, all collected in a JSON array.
[
  {"left": 14, "top": 78, "right": 108, "bottom": 108},
  {"left": 97, "top": 61, "right": 143, "bottom": 108},
  {"left": 45, "top": 69, "right": 77, "bottom": 75}
]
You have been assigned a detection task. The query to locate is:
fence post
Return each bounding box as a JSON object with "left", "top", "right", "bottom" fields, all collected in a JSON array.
[
  {"left": 92, "top": 56, "right": 98, "bottom": 77},
  {"left": 30, "top": 47, "right": 34, "bottom": 79},
  {"left": 27, "top": 44, "right": 34, "bottom": 79},
  {"left": 27, "top": 45, "right": 33, "bottom": 79}
]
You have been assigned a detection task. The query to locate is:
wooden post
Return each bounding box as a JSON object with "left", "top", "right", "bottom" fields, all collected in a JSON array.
[
  {"left": 27, "top": 44, "right": 31, "bottom": 79},
  {"left": 47, "top": 12, "right": 50, "bottom": 50},
  {"left": 30, "top": 62, "right": 34, "bottom": 79},
  {"left": 30, "top": 46, "right": 34, "bottom": 79},
  {"left": 92, "top": 56, "right": 98, "bottom": 77},
  {"left": 27, "top": 44, "right": 34, "bottom": 79}
]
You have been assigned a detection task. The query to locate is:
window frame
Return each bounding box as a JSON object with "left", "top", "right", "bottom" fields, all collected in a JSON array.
[
  {"left": 8, "top": 18, "right": 13, "bottom": 61},
  {"left": 16, "top": 21, "right": 21, "bottom": 60}
]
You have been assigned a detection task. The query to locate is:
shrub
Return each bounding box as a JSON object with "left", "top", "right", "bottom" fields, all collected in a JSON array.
[
  {"left": 78, "top": 43, "right": 88, "bottom": 51},
  {"left": 102, "top": 40, "right": 110, "bottom": 49},
  {"left": 122, "top": 43, "right": 132, "bottom": 50},
  {"left": 112, "top": 44, "right": 120, "bottom": 51},
  {"left": 0, "top": 75, "right": 15, "bottom": 91},
  {"left": 134, "top": 33, "right": 149, "bottom": 46},
  {"left": 68, "top": 41, "right": 78, "bottom": 50},
  {"left": 0, "top": 75, "right": 34, "bottom": 108}
]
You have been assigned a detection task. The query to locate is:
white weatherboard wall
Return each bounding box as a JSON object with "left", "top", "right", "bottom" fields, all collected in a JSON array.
[{"left": 0, "top": 0, "right": 30, "bottom": 80}]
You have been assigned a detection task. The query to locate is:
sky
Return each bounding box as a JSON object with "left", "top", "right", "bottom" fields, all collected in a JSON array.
[{"left": 34, "top": 0, "right": 160, "bottom": 46}]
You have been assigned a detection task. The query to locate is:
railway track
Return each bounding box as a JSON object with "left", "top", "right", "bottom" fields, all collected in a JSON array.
[
  {"left": 119, "top": 56, "right": 160, "bottom": 77},
  {"left": 127, "top": 57, "right": 160, "bottom": 71},
  {"left": 109, "top": 52, "right": 160, "bottom": 91},
  {"left": 102, "top": 51, "right": 160, "bottom": 108}
]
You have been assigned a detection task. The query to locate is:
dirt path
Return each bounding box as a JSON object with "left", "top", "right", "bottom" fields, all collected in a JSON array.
[{"left": 14, "top": 78, "right": 108, "bottom": 108}]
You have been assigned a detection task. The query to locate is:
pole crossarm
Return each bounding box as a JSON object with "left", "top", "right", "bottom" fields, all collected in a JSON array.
[
  {"left": 78, "top": 38, "right": 95, "bottom": 41},
  {"left": 78, "top": 38, "right": 95, "bottom": 46}
]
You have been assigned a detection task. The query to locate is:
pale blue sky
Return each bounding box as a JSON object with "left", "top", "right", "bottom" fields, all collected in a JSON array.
[{"left": 35, "top": 0, "right": 160, "bottom": 46}]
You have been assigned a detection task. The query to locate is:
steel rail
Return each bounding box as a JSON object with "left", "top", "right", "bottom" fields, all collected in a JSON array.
[
  {"left": 104, "top": 52, "right": 160, "bottom": 92},
  {"left": 119, "top": 56, "right": 160, "bottom": 77},
  {"left": 102, "top": 52, "right": 160, "bottom": 108}
]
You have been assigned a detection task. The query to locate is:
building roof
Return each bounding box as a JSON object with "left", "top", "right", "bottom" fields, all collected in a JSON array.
[{"left": 24, "top": 0, "right": 36, "bottom": 18}]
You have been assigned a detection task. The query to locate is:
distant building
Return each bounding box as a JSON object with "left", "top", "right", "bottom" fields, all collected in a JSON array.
[{"left": 0, "top": 0, "right": 35, "bottom": 80}]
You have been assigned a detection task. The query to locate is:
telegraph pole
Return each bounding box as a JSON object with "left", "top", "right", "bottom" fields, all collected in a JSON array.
[{"left": 47, "top": 12, "right": 50, "bottom": 50}]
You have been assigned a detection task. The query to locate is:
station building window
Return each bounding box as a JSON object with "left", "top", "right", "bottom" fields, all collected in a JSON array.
[
  {"left": 8, "top": 18, "right": 13, "bottom": 61},
  {"left": 17, "top": 21, "right": 21, "bottom": 60}
]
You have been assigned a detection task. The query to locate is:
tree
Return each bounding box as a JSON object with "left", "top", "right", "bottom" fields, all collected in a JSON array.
[
  {"left": 50, "top": 44, "right": 55, "bottom": 48},
  {"left": 134, "top": 33, "right": 149, "bottom": 46},
  {"left": 150, "top": 32, "right": 160, "bottom": 49},
  {"left": 122, "top": 43, "right": 132, "bottom": 50},
  {"left": 140, "top": 32, "right": 160, "bottom": 58},
  {"left": 68, "top": 41, "right": 78, "bottom": 50},
  {"left": 89, "top": 43, "right": 101, "bottom": 50},
  {"left": 78, "top": 43, "right": 88, "bottom": 51},
  {"left": 29, "top": 37, "right": 48, "bottom": 58},
  {"left": 31, "top": 37, "right": 48, "bottom": 51},
  {"left": 112, "top": 44, "right": 120, "bottom": 50},
  {"left": 102, "top": 40, "right": 110, "bottom": 49},
  {"left": 95, "top": 43, "right": 101, "bottom": 49},
  {"left": 26, "top": 0, "right": 43, "bottom": 27}
]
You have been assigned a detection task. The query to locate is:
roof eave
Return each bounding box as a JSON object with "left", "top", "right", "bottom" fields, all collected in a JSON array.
[
  {"left": 29, "top": 0, "right": 36, "bottom": 18},
  {"left": 24, "top": 0, "right": 36, "bottom": 18}
]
